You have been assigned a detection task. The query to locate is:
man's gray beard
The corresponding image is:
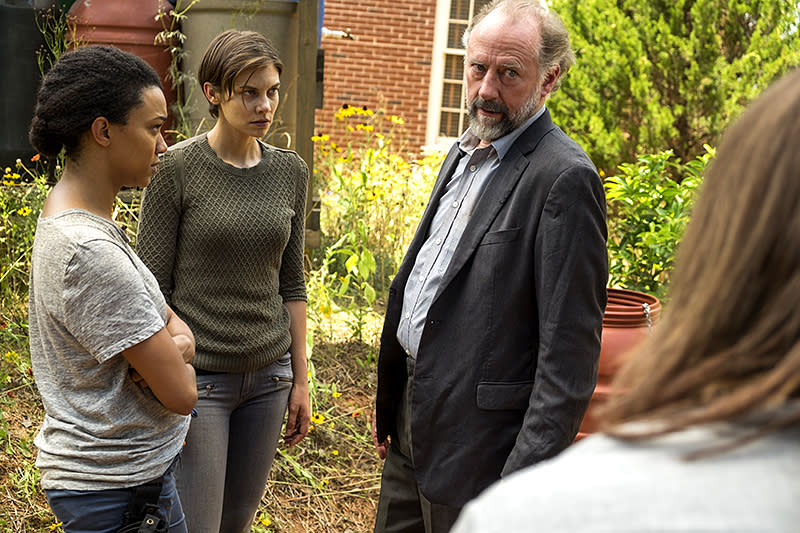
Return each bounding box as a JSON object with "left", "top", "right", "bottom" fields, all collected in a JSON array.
[{"left": 468, "top": 93, "right": 540, "bottom": 142}]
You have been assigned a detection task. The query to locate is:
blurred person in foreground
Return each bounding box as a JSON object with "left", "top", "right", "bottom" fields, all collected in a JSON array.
[
  {"left": 451, "top": 67, "right": 800, "bottom": 532},
  {"left": 371, "top": 0, "right": 608, "bottom": 530}
]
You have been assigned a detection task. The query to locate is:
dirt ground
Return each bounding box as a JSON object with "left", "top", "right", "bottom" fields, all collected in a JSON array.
[{"left": 0, "top": 336, "right": 384, "bottom": 532}]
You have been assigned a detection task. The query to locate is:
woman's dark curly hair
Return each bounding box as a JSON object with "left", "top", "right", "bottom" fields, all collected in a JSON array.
[{"left": 29, "top": 45, "right": 162, "bottom": 160}]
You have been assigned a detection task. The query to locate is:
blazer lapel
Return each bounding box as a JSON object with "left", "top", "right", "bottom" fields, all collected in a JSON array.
[{"left": 433, "top": 111, "right": 557, "bottom": 298}]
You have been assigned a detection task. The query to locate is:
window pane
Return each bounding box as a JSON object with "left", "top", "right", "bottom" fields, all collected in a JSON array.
[
  {"left": 440, "top": 111, "right": 463, "bottom": 137},
  {"left": 441, "top": 81, "right": 463, "bottom": 108},
  {"left": 447, "top": 22, "right": 467, "bottom": 49},
  {"left": 436, "top": 0, "right": 493, "bottom": 142},
  {"left": 444, "top": 54, "right": 464, "bottom": 80},
  {"left": 450, "top": 0, "right": 469, "bottom": 20}
]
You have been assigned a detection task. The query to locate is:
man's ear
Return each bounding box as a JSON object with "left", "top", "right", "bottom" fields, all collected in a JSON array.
[
  {"left": 90, "top": 117, "right": 112, "bottom": 147},
  {"left": 540, "top": 65, "right": 561, "bottom": 98}
]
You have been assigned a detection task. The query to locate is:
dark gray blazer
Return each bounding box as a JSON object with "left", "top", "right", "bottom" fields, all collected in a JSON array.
[{"left": 376, "top": 110, "right": 608, "bottom": 507}]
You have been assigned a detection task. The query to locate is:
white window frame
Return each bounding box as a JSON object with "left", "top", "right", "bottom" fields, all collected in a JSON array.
[{"left": 424, "top": 0, "right": 484, "bottom": 153}]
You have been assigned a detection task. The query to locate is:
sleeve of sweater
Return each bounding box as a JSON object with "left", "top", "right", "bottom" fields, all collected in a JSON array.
[
  {"left": 137, "top": 150, "right": 181, "bottom": 305},
  {"left": 279, "top": 152, "right": 309, "bottom": 303}
]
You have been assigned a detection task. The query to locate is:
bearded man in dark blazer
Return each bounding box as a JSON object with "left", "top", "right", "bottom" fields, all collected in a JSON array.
[{"left": 371, "top": 1, "right": 608, "bottom": 531}]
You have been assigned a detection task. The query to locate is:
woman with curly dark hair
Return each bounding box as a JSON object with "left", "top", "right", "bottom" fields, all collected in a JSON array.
[{"left": 28, "top": 45, "right": 197, "bottom": 532}]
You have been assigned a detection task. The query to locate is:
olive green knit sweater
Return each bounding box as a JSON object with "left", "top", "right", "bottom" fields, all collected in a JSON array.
[{"left": 137, "top": 134, "right": 308, "bottom": 373}]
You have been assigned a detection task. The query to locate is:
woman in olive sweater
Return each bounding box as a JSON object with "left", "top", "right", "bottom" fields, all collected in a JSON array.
[{"left": 137, "top": 30, "right": 310, "bottom": 533}]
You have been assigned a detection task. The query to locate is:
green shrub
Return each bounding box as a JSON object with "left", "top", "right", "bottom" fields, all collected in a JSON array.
[
  {"left": 308, "top": 107, "right": 443, "bottom": 339},
  {"left": 604, "top": 147, "right": 712, "bottom": 300},
  {"left": 1, "top": 158, "right": 50, "bottom": 307}
]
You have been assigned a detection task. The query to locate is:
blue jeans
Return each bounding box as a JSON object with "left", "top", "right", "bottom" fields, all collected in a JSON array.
[
  {"left": 176, "top": 353, "right": 293, "bottom": 533},
  {"left": 45, "top": 456, "right": 185, "bottom": 533}
]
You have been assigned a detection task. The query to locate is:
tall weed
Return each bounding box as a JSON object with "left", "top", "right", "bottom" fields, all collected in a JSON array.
[{"left": 308, "top": 107, "right": 443, "bottom": 339}]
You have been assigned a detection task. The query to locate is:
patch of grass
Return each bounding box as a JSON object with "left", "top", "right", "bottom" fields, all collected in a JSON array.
[
  {"left": 262, "top": 337, "right": 382, "bottom": 533},
  {"left": 0, "top": 323, "right": 383, "bottom": 532}
]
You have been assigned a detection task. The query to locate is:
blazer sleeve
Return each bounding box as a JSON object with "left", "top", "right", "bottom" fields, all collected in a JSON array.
[{"left": 502, "top": 163, "right": 608, "bottom": 475}]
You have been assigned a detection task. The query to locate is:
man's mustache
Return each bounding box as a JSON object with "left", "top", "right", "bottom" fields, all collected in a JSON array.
[{"left": 470, "top": 97, "right": 509, "bottom": 115}]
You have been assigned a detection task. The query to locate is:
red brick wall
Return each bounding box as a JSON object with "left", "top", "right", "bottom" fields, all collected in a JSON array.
[{"left": 315, "top": 0, "right": 436, "bottom": 154}]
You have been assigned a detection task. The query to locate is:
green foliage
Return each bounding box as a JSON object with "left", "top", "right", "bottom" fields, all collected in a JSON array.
[
  {"left": 34, "top": 6, "right": 74, "bottom": 77},
  {"left": 605, "top": 147, "right": 712, "bottom": 299},
  {"left": 309, "top": 232, "right": 378, "bottom": 342},
  {"left": 550, "top": 0, "right": 800, "bottom": 175},
  {"left": 1, "top": 159, "right": 50, "bottom": 305},
  {"left": 155, "top": 0, "right": 201, "bottom": 141},
  {"left": 307, "top": 107, "right": 443, "bottom": 340}
]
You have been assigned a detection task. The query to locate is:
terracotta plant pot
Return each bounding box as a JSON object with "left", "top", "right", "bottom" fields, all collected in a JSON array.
[{"left": 576, "top": 288, "right": 661, "bottom": 438}]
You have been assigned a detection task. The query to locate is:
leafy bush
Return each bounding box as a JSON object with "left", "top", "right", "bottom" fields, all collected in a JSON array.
[
  {"left": 551, "top": 0, "right": 799, "bottom": 176},
  {"left": 308, "top": 107, "right": 443, "bottom": 339},
  {"left": 1, "top": 158, "right": 51, "bottom": 307},
  {"left": 604, "top": 147, "right": 712, "bottom": 299}
]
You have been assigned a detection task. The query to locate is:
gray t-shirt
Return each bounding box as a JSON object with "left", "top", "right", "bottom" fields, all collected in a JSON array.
[{"left": 29, "top": 209, "right": 190, "bottom": 490}]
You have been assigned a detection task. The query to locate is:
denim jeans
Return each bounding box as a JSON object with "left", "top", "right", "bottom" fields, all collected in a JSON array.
[
  {"left": 45, "top": 455, "right": 185, "bottom": 533},
  {"left": 176, "top": 353, "right": 293, "bottom": 533}
]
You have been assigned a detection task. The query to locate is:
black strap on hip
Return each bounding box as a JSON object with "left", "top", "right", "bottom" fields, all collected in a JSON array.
[{"left": 116, "top": 478, "right": 167, "bottom": 533}]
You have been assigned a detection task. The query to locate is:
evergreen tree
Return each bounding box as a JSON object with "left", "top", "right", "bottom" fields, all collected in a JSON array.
[{"left": 549, "top": 0, "right": 800, "bottom": 174}]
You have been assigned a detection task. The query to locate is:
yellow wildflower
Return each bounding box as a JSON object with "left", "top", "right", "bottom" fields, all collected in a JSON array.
[
  {"left": 320, "top": 301, "right": 332, "bottom": 316},
  {"left": 49, "top": 522, "right": 63, "bottom": 531},
  {"left": 4, "top": 351, "right": 19, "bottom": 363},
  {"left": 311, "top": 413, "right": 325, "bottom": 424},
  {"left": 332, "top": 391, "right": 342, "bottom": 398},
  {"left": 17, "top": 207, "right": 32, "bottom": 216},
  {"left": 258, "top": 514, "right": 272, "bottom": 526},
  {"left": 335, "top": 105, "right": 358, "bottom": 121},
  {"left": 389, "top": 115, "right": 405, "bottom": 125},
  {"left": 331, "top": 449, "right": 339, "bottom": 456}
]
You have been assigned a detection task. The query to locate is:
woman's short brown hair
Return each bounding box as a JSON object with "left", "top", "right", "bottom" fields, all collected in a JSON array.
[{"left": 198, "top": 29, "right": 284, "bottom": 118}]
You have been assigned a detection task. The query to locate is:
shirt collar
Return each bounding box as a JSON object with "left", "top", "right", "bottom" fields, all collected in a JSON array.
[{"left": 457, "top": 105, "right": 547, "bottom": 160}]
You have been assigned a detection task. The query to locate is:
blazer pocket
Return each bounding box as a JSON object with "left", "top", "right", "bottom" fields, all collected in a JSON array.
[
  {"left": 480, "top": 227, "right": 520, "bottom": 245},
  {"left": 476, "top": 381, "right": 533, "bottom": 410}
]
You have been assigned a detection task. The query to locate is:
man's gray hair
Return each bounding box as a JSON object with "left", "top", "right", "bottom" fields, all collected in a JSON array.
[{"left": 462, "top": 0, "right": 575, "bottom": 93}]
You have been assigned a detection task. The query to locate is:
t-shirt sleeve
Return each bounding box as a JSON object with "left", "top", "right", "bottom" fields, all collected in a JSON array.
[{"left": 62, "top": 239, "right": 165, "bottom": 363}]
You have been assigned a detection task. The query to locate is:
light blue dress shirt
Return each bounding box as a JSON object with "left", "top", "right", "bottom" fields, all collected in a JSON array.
[{"left": 396, "top": 106, "right": 546, "bottom": 358}]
